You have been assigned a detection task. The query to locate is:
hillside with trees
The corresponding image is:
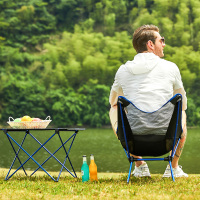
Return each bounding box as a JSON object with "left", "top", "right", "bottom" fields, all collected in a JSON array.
[{"left": 0, "top": 0, "right": 200, "bottom": 127}]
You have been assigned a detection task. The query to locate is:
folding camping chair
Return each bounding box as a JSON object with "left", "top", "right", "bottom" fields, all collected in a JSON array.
[{"left": 117, "top": 94, "right": 183, "bottom": 183}]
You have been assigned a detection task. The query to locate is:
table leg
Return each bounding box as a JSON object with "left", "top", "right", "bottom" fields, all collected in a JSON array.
[
  {"left": 3, "top": 128, "right": 82, "bottom": 181},
  {"left": 5, "top": 132, "right": 28, "bottom": 180},
  {"left": 5, "top": 132, "right": 57, "bottom": 181},
  {"left": 56, "top": 131, "right": 78, "bottom": 181},
  {"left": 30, "top": 131, "right": 78, "bottom": 180}
]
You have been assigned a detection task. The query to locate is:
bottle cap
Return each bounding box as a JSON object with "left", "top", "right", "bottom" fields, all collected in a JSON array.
[
  {"left": 83, "top": 155, "right": 87, "bottom": 162},
  {"left": 90, "top": 154, "right": 94, "bottom": 160}
]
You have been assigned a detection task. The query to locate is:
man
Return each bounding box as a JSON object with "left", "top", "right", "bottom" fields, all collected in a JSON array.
[{"left": 109, "top": 24, "right": 188, "bottom": 178}]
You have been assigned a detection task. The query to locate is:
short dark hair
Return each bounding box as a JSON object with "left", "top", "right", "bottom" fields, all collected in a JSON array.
[{"left": 132, "top": 25, "right": 159, "bottom": 53}]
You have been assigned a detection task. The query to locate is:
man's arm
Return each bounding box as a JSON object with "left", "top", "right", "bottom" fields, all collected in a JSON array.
[
  {"left": 109, "top": 89, "right": 118, "bottom": 135},
  {"left": 173, "top": 88, "right": 187, "bottom": 111},
  {"left": 109, "top": 89, "right": 118, "bottom": 107}
]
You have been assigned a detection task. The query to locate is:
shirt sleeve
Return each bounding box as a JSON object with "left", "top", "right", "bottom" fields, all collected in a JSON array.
[
  {"left": 173, "top": 65, "right": 187, "bottom": 110},
  {"left": 173, "top": 65, "right": 184, "bottom": 90},
  {"left": 111, "top": 73, "right": 121, "bottom": 93}
]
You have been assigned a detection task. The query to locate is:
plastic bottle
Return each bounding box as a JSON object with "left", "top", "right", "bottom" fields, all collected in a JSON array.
[
  {"left": 89, "top": 154, "right": 98, "bottom": 181},
  {"left": 81, "top": 155, "right": 89, "bottom": 182}
]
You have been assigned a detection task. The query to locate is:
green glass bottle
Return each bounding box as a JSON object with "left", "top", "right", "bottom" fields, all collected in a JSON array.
[{"left": 81, "top": 155, "right": 89, "bottom": 182}]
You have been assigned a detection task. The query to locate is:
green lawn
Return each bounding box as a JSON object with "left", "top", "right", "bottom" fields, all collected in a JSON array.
[{"left": 0, "top": 169, "right": 200, "bottom": 200}]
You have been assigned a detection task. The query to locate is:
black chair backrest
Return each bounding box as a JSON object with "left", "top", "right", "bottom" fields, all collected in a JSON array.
[{"left": 117, "top": 94, "right": 182, "bottom": 156}]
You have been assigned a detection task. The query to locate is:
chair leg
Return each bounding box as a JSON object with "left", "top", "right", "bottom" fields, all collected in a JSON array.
[
  {"left": 127, "top": 161, "right": 133, "bottom": 183},
  {"left": 169, "top": 161, "right": 175, "bottom": 182}
]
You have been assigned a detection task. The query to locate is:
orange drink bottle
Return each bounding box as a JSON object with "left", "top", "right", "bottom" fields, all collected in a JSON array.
[{"left": 89, "top": 154, "right": 98, "bottom": 181}]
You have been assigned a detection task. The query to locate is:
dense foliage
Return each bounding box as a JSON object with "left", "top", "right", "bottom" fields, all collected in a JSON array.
[{"left": 1, "top": 0, "right": 200, "bottom": 127}]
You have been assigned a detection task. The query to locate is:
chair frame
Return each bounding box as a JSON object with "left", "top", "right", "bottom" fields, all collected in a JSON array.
[{"left": 117, "top": 94, "right": 182, "bottom": 183}]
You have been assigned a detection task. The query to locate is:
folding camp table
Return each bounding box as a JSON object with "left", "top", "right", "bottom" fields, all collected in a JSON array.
[{"left": 2, "top": 128, "right": 85, "bottom": 181}]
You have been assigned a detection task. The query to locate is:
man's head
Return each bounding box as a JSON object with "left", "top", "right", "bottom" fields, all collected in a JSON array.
[{"left": 132, "top": 24, "right": 165, "bottom": 57}]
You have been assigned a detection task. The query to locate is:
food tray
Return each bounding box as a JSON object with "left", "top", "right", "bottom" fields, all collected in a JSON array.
[{"left": 7, "top": 116, "right": 52, "bottom": 129}]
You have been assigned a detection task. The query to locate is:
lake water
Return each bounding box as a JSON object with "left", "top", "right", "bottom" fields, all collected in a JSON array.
[{"left": 0, "top": 128, "right": 200, "bottom": 174}]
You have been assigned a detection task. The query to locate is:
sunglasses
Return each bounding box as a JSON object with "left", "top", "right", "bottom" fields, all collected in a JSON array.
[
  {"left": 160, "top": 37, "right": 165, "bottom": 44},
  {"left": 147, "top": 37, "right": 165, "bottom": 45}
]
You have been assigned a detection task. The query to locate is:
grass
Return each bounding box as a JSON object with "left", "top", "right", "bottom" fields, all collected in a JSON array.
[{"left": 0, "top": 169, "right": 200, "bottom": 200}]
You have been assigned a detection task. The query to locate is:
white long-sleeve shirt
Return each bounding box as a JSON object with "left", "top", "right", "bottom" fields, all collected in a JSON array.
[{"left": 109, "top": 53, "right": 187, "bottom": 111}]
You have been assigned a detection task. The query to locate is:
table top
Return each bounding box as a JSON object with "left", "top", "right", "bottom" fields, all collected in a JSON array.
[{"left": 1, "top": 128, "right": 86, "bottom": 132}]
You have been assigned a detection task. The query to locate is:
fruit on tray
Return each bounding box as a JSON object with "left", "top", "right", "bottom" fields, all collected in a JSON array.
[
  {"left": 21, "top": 115, "right": 32, "bottom": 121},
  {"left": 8, "top": 116, "right": 51, "bottom": 129},
  {"left": 32, "top": 118, "right": 42, "bottom": 121},
  {"left": 13, "top": 116, "right": 43, "bottom": 122},
  {"left": 14, "top": 118, "right": 21, "bottom": 122}
]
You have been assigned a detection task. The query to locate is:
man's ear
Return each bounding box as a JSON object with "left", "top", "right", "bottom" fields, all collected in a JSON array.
[{"left": 146, "top": 40, "right": 154, "bottom": 51}]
